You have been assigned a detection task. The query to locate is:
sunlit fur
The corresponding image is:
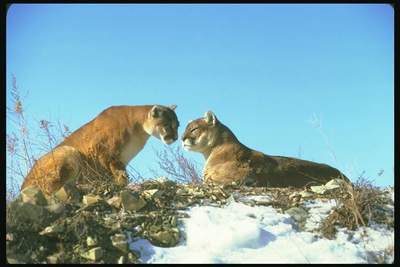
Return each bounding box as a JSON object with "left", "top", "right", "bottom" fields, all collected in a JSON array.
[
  {"left": 182, "top": 111, "right": 350, "bottom": 187},
  {"left": 21, "top": 105, "right": 179, "bottom": 195}
]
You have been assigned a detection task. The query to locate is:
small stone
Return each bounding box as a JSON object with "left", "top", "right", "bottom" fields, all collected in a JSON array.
[
  {"left": 325, "top": 179, "right": 348, "bottom": 190},
  {"left": 112, "top": 241, "right": 129, "bottom": 253},
  {"left": 39, "top": 223, "right": 65, "bottom": 236},
  {"left": 83, "top": 194, "right": 101, "bottom": 205},
  {"left": 127, "top": 252, "right": 139, "bottom": 263},
  {"left": 7, "top": 257, "right": 23, "bottom": 264},
  {"left": 21, "top": 186, "right": 48, "bottom": 206},
  {"left": 141, "top": 189, "right": 158, "bottom": 199},
  {"left": 45, "top": 203, "right": 65, "bottom": 214},
  {"left": 289, "top": 192, "right": 301, "bottom": 200},
  {"left": 310, "top": 185, "right": 327, "bottom": 194},
  {"left": 86, "top": 236, "right": 98, "bottom": 247},
  {"left": 54, "top": 184, "right": 81, "bottom": 203},
  {"left": 81, "top": 247, "right": 104, "bottom": 261},
  {"left": 285, "top": 207, "right": 308, "bottom": 222},
  {"left": 117, "top": 256, "right": 125, "bottom": 264},
  {"left": 46, "top": 255, "right": 58, "bottom": 264},
  {"left": 6, "top": 233, "right": 14, "bottom": 241},
  {"left": 299, "top": 191, "right": 314, "bottom": 198},
  {"left": 107, "top": 196, "right": 122, "bottom": 209},
  {"left": 170, "top": 216, "right": 177, "bottom": 227},
  {"left": 111, "top": 233, "right": 129, "bottom": 252},
  {"left": 120, "top": 190, "right": 147, "bottom": 211},
  {"left": 46, "top": 252, "right": 63, "bottom": 264},
  {"left": 149, "top": 228, "right": 180, "bottom": 247},
  {"left": 176, "top": 188, "right": 188, "bottom": 195}
]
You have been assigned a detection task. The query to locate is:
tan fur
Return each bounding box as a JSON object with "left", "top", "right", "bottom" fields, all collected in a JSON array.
[
  {"left": 21, "top": 105, "right": 179, "bottom": 195},
  {"left": 182, "top": 111, "right": 350, "bottom": 188}
]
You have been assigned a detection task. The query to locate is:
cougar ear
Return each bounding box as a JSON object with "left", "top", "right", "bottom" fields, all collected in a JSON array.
[
  {"left": 150, "top": 105, "right": 161, "bottom": 118},
  {"left": 169, "top": 104, "right": 177, "bottom": 111},
  {"left": 204, "top": 111, "right": 217, "bottom": 126}
]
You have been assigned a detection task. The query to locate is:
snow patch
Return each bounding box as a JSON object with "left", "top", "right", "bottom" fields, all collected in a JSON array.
[{"left": 129, "top": 196, "right": 393, "bottom": 263}]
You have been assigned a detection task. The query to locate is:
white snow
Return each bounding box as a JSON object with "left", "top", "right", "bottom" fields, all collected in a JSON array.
[
  {"left": 303, "top": 199, "right": 338, "bottom": 231},
  {"left": 128, "top": 194, "right": 394, "bottom": 264}
]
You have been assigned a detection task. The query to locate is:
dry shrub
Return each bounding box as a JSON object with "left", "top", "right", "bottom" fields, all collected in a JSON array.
[
  {"left": 320, "top": 176, "right": 393, "bottom": 239},
  {"left": 150, "top": 145, "right": 202, "bottom": 184}
]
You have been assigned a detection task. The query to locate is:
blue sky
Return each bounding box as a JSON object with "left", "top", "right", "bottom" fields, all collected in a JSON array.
[{"left": 6, "top": 4, "right": 394, "bottom": 187}]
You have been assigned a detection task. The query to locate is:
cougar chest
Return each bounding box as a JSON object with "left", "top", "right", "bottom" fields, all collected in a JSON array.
[{"left": 119, "top": 133, "right": 148, "bottom": 165}]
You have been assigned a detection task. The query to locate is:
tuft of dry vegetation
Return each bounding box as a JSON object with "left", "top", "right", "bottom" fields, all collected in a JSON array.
[
  {"left": 319, "top": 176, "right": 393, "bottom": 239},
  {"left": 150, "top": 145, "right": 202, "bottom": 184}
]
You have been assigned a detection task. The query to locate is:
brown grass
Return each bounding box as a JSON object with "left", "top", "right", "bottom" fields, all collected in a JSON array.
[
  {"left": 150, "top": 145, "right": 202, "bottom": 184},
  {"left": 319, "top": 176, "right": 393, "bottom": 239}
]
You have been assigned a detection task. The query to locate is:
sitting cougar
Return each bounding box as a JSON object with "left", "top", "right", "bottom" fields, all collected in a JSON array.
[
  {"left": 21, "top": 105, "right": 179, "bottom": 195},
  {"left": 181, "top": 111, "right": 350, "bottom": 187}
]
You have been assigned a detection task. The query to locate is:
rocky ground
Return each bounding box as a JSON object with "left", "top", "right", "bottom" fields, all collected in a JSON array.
[{"left": 6, "top": 177, "right": 394, "bottom": 264}]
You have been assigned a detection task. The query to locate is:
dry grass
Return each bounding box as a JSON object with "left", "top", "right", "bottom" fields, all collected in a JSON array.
[
  {"left": 150, "top": 145, "right": 202, "bottom": 184},
  {"left": 319, "top": 176, "right": 393, "bottom": 239}
]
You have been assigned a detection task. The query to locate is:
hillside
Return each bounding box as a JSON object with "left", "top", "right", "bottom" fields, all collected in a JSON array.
[{"left": 6, "top": 177, "right": 394, "bottom": 264}]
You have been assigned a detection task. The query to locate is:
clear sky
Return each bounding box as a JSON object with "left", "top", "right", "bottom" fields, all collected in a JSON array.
[{"left": 6, "top": 4, "right": 394, "bottom": 187}]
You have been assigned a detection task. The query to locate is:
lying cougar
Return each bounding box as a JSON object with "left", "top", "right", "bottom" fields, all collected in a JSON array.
[{"left": 182, "top": 111, "right": 350, "bottom": 187}]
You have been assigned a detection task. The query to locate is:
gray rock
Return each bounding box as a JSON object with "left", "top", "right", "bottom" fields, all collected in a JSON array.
[
  {"left": 39, "top": 223, "right": 65, "bottom": 236},
  {"left": 82, "top": 194, "right": 102, "bottom": 206},
  {"left": 81, "top": 247, "right": 104, "bottom": 261},
  {"left": 148, "top": 227, "right": 180, "bottom": 247},
  {"left": 310, "top": 185, "right": 327, "bottom": 194},
  {"left": 46, "top": 252, "right": 63, "bottom": 264},
  {"left": 107, "top": 196, "right": 122, "bottom": 209},
  {"left": 111, "top": 233, "right": 129, "bottom": 252},
  {"left": 54, "top": 184, "right": 81, "bottom": 203},
  {"left": 7, "top": 257, "right": 24, "bottom": 264},
  {"left": 285, "top": 207, "right": 309, "bottom": 222},
  {"left": 299, "top": 191, "right": 314, "bottom": 198},
  {"left": 325, "top": 178, "right": 348, "bottom": 190},
  {"left": 117, "top": 256, "right": 125, "bottom": 264},
  {"left": 86, "top": 236, "right": 98, "bottom": 247},
  {"left": 21, "top": 186, "right": 48, "bottom": 206},
  {"left": 6, "top": 233, "right": 14, "bottom": 241},
  {"left": 141, "top": 189, "right": 158, "bottom": 200},
  {"left": 120, "top": 190, "right": 147, "bottom": 211},
  {"left": 45, "top": 203, "right": 65, "bottom": 214}
]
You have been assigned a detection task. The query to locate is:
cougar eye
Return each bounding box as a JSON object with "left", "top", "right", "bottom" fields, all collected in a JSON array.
[{"left": 191, "top": 127, "right": 199, "bottom": 133}]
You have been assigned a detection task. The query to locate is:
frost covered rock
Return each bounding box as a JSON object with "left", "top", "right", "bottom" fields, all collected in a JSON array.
[
  {"left": 148, "top": 227, "right": 180, "bottom": 247},
  {"left": 285, "top": 207, "right": 308, "bottom": 223},
  {"left": 310, "top": 178, "right": 349, "bottom": 194}
]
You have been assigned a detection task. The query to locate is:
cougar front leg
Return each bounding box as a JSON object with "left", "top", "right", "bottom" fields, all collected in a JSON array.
[{"left": 109, "top": 160, "right": 129, "bottom": 186}]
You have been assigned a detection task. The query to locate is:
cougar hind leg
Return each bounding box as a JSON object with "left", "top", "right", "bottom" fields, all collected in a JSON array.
[{"left": 21, "top": 145, "right": 83, "bottom": 195}]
